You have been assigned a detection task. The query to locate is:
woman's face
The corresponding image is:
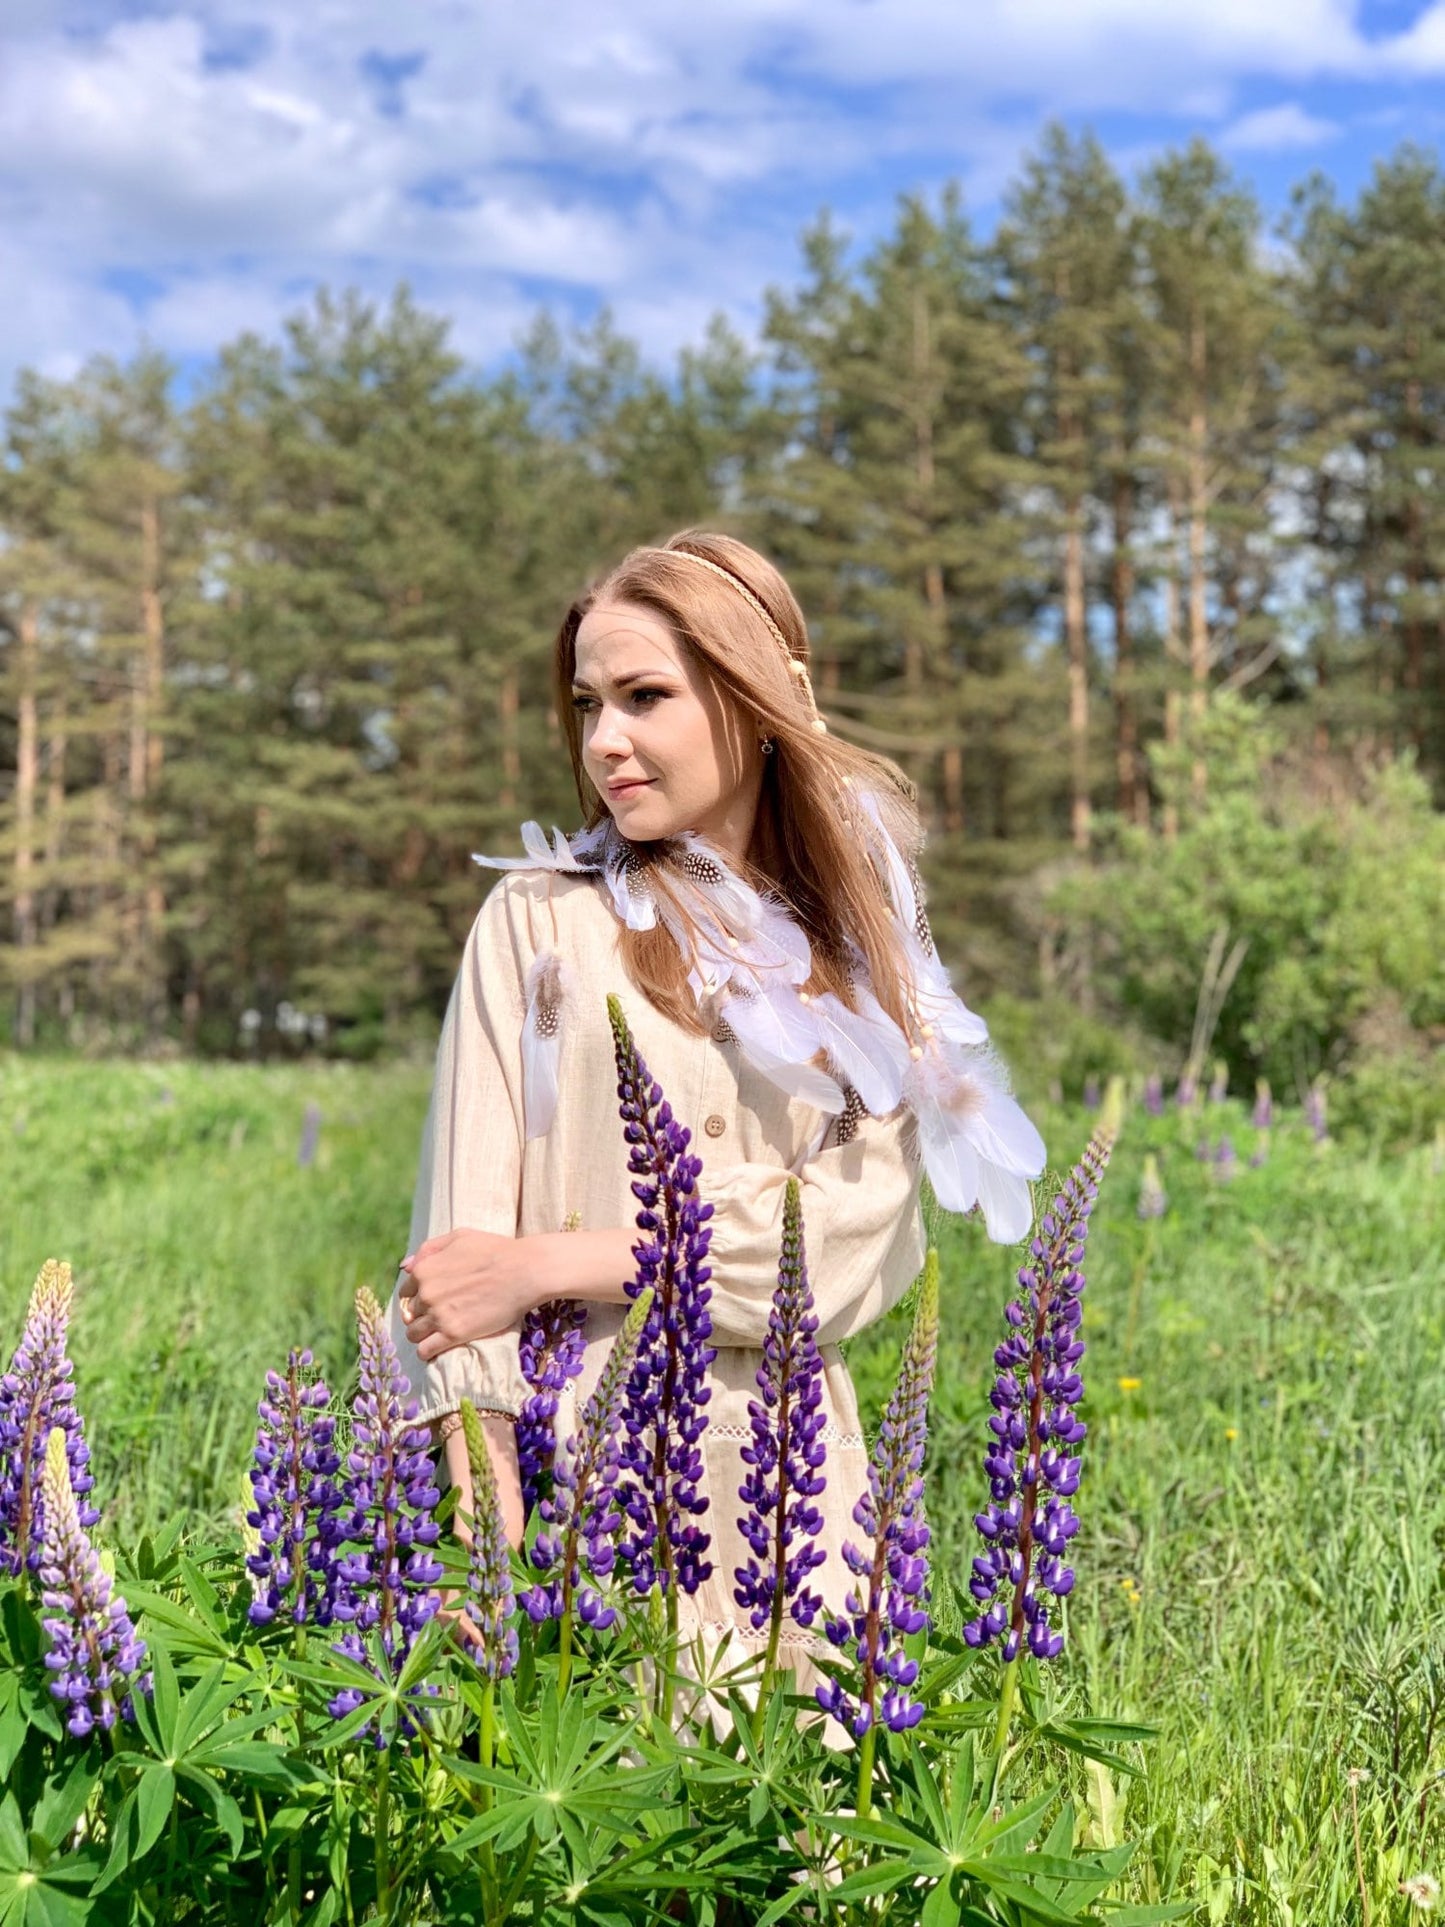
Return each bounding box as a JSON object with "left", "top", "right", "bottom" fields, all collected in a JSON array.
[{"left": 571, "top": 599, "right": 764, "bottom": 858}]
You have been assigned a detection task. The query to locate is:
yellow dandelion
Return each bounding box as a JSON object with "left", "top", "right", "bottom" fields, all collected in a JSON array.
[
  {"left": 1225, "top": 1427, "right": 1238, "bottom": 1442},
  {"left": 1118, "top": 1376, "right": 1142, "bottom": 1393}
]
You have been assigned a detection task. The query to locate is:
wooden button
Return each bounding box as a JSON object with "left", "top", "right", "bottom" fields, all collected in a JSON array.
[
  {"left": 712, "top": 1022, "right": 730, "bottom": 1044},
  {"left": 703, "top": 1114, "right": 727, "bottom": 1138}
]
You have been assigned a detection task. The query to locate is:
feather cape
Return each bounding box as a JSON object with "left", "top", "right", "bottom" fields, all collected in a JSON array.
[{"left": 475, "top": 806, "right": 1045, "bottom": 1242}]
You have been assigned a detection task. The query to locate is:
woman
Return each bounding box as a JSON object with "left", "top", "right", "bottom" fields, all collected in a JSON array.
[{"left": 389, "top": 529, "right": 1044, "bottom": 1675}]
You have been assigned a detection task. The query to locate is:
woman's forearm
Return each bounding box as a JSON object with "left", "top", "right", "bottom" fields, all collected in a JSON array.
[{"left": 529, "top": 1225, "right": 639, "bottom": 1307}]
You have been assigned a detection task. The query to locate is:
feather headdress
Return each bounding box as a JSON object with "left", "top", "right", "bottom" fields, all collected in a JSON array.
[{"left": 474, "top": 802, "right": 1045, "bottom": 1241}]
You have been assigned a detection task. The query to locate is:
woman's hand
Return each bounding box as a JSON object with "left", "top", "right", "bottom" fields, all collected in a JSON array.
[
  {"left": 397, "top": 1225, "right": 640, "bottom": 1361},
  {"left": 397, "top": 1229, "right": 546, "bottom": 1361}
]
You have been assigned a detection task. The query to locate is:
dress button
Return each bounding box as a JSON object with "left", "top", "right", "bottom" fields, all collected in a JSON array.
[
  {"left": 712, "top": 1022, "right": 731, "bottom": 1044},
  {"left": 703, "top": 1114, "right": 727, "bottom": 1138}
]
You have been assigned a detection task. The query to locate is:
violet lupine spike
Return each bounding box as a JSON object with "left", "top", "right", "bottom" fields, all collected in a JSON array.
[
  {"left": 517, "top": 1296, "right": 587, "bottom": 1518},
  {"left": 244, "top": 1348, "right": 342, "bottom": 1627},
  {"left": 521, "top": 1288, "right": 653, "bottom": 1631},
  {"left": 1252, "top": 1080, "right": 1274, "bottom": 1131},
  {"left": 734, "top": 1177, "right": 827, "bottom": 1641},
  {"left": 817, "top": 1254, "right": 939, "bottom": 1740},
  {"left": 1305, "top": 1082, "right": 1329, "bottom": 1142},
  {"left": 38, "top": 1427, "right": 148, "bottom": 1738},
  {"left": 1208, "top": 1063, "right": 1229, "bottom": 1104},
  {"left": 964, "top": 1130, "right": 1113, "bottom": 1664},
  {"left": 1142, "top": 1075, "right": 1164, "bottom": 1118},
  {"left": 328, "top": 1288, "right": 444, "bottom": 1734},
  {"left": 457, "top": 1400, "right": 518, "bottom": 1681},
  {"left": 606, "top": 995, "right": 717, "bottom": 1601},
  {"left": 0, "top": 1261, "right": 99, "bottom": 1580}
]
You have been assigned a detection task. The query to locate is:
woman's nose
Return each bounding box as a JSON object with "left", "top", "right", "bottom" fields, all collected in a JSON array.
[{"left": 589, "top": 706, "right": 632, "bottom": 759}]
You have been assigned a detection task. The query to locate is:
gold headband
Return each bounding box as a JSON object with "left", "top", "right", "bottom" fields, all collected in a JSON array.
[{"left": 668, "top": 547, "right": 828, "bottom": 735}]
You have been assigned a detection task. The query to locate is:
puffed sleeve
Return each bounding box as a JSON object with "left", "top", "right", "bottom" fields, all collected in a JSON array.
[
  {"left": 385, "top": 882, "right": 531, "bottom": 1420},
  {"left": 700, "top": 1109, "right": 926, "bottom": 1348}
]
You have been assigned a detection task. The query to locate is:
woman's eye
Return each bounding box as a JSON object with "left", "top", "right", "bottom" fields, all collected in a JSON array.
[
  {"left": 571, "top": 695, "right": 597, "bottom": 714},
  {"left": 631, "top": 688, "right": 666, "bottom": 708}
]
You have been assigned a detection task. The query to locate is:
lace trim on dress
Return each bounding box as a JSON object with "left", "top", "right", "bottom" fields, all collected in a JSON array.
[{"left": 706, "top": 1422, "right": 864, "bottom": 1450}]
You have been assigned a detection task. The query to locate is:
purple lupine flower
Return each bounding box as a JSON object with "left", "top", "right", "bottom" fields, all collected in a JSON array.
[
  {"left": 1137, "top": 1154, "right": 1167, "bottom": 1221},
  {"left": 607, "top": 995, "right": 716, "bottom": 1602},
  {"left": 1081, "top": 1077, "right": 1100, "bottom": 1113},
  {"left": 1305, "top": 1082, "right": 1329, "bottom": 1142},
  {"left": 1213, "top": 1136, "right": 1237, "bottom": 1182},
  {"left": 964, "top": 1130, "right": 1113, "bottom": 1664},
  {"left": 517, "top": 1296, "right": 587, "bottom": 1518},
  {"left": 1175, "top": 1074, "right": 1197, "bottom": 1111},
  {"left": 0, "top": 1262, "right": 99, "bottom": 1579},
  {"left": 456, "top": 1401, "right": 517, "bottom": 1681},
  {"left": 817, "top": 1256, "right": 939, "bottom": 1740},
  {"left": 244, "top": 1348, "right": 342, "bottom": 1627},
  {"left": 328, "top": 1289, "right": 444, "bottom": 1734},
  {"left": 735, "top": 1177, "right": 827, "bottom": 1647},
  {"left": 1143, "top": 1075, "right": 1164, "bottom": 1118},
  {"left": 1252, "top": 1080, "right": 1273, "bottom": 1131},
  {"left": 1208, "top": 1063, "right": 1229, "bottom": 1104},
  {"left": 37, "top": 1428, "right": 148, "bottom": 1738},
  {"left": 521, "top": 1289, "right": 652, "bottom": 1637}
]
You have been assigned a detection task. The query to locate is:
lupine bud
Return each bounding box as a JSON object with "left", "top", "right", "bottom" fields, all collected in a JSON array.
[
  {"left": 1142, "top": 1075, "right": 1164, "bottom": 1118},
  {"left": 0, "top": 1262, "right": 98, "bottom": 1578},
  {"left": 457, "top": 1402, "right": 517, "bottom": 1681},
  {"left": 244, "top": 1348, "right": 342, "bottom": 1626},
  {"left": 1208, "top": 1061, "right": 1229, "bottom": 1104},
  {"left": 38, "top": 1428, "right": 148, "bottom": 1738},
  {"left": 1137, "top": 1154, "right": 1167, "bottom": 1221},
  {"left": 734, "top": 1178, "right": 827, "bottom": 1639},
  {"left": 328, "top": 1289, "right": 444, "bottom": 1740},
  {"left": 818, "top": 1254, "right": 938, "bottom": 1739},
  {"left": 607, "top": 997, "right": 716, "bottom": 1600},
  {"left": 964, "top": 1132, "right": 1112, "bottom": 1663},
  {"left": 1305, "top": 1082, "right": 1329, "bottom": 1142},
  {"left": 1252, "top": 1080, "right": 1273, "bottom": 1131}
]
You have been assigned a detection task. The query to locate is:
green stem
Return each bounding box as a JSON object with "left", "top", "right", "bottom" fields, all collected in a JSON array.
[
  {"left": 856, "top": 1721, "right": 878, "bottom": 1821},
  {"left": 558, "top": 1608, "right": 574, "bottom": 1696},
  {"left": 477, "top": 1677, "right": 498, "bottom": 1917},
  {"left": 289, "top": 1624, "right": 307, "bottom": 1920},
  {"left": 374, "top": 1750, "right": 391, "bottom": 1922},
  {"left": 992, "top": 1655, "right": 1021, "bottom": 1797}
]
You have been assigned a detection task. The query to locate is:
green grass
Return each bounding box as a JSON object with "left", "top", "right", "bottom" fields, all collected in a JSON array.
[{"left": 1, "top": 1053, "right": 1441, "bottom": 1920}]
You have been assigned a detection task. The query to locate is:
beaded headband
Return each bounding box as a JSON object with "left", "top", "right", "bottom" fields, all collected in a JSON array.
[{"left": 668, "top": 547, "right": 829, "bottom": 735}]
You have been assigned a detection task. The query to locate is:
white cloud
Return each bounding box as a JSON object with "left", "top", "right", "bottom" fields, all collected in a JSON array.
[
  {"left": 0, "top": 0, "right": 1439, "bottom": 396},
  {"left": 1221, "top": 103, "right": 1342, "bottom": 150}
]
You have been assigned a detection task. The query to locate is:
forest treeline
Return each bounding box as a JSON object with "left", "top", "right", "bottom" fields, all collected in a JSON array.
[{"left": 2, "top": 129, "right": 1443, "bottom": 1062}]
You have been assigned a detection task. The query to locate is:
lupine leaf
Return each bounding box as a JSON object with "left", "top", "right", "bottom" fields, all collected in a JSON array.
[{"left": 131, "top": 1765, "right": 175, "bottom": 1862}]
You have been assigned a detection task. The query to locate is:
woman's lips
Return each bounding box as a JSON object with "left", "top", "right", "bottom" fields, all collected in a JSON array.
[{"left": 607, "top": 778, "right": 654, "bottom": 799}]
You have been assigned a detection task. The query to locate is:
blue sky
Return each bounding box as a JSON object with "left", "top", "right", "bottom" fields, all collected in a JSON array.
[{"left": 4, "top": 0, "right": 1445, "bottom": 394}]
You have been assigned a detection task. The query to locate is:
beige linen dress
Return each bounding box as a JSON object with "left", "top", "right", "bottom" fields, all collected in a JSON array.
[{"left": 386, "top": 867, "right": 927, "bottom": 1663}]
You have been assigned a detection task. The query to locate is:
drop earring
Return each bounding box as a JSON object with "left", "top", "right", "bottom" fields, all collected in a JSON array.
[{"left": 759, "top": 737, "right": 775, "bottom": 755}]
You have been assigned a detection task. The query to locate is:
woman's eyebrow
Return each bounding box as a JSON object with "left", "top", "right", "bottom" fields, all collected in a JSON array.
[{"left": 571, "top": 667, "right": 677, "bottom": 693}]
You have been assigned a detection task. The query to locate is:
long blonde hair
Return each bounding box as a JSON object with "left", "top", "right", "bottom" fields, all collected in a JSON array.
[{"left": 552, "top": 530, "right": 925, "bottom": 1038}]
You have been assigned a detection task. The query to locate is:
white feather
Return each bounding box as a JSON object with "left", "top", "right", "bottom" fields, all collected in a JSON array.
[
  {"left": 910, "top": 1080, "right": 982, "bottom": 1214},
  {"left": 974, "top": 1159, "right": 1035, "bottom": 1244},
  {"left": 905, "top": 934, "right": 990, "bottom": 1047},
  {"left": 521, "top": 951, "right": 567, "bottom": 1139},
  {"left": 810, "top": 991, "right": 909, "bottom": 1115},
  {"left": 724, "top": 987, "right": 846, "bottom": 1113}
]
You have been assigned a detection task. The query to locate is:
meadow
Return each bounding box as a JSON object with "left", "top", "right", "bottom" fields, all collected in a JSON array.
[{"left": 1, "top": 1050, "right": 1440, "bottom": 1923}]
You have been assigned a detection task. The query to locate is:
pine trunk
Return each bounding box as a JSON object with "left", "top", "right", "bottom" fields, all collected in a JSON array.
[
  {"left": 13, "top": 603, "right": 39, "bottom": 1047},
  {"left": 1111, "top": 469, "right": 1141, "bottom": 823},
  {"left": 1187, "top": 304, "right": 1210, "bottom": 805},
  {"left": 1064, "top": 489, "right": 1089, "bottom": 851}
]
